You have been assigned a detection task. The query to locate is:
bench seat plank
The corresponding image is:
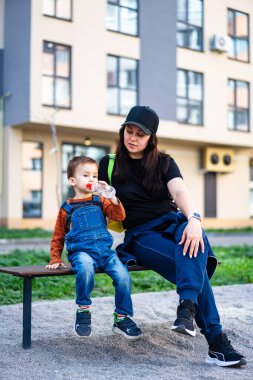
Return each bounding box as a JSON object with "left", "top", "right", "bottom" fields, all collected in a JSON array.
[{"left": 0, "top": 264, "right": 149, "bottom": 277}]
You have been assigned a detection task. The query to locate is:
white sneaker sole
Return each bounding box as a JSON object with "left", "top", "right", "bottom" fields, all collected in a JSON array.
[
  {"left": 171, "top": 324, "right": 196, "bottom": 337},
  {"left": 112, "top": 326, "right": 143, "bottom": 340},
  {"left": 74, "top": 330, "right": 92, "bottom": 338},
  {"left": 205, "top": 356, "right": 247, "bottom": 367}
]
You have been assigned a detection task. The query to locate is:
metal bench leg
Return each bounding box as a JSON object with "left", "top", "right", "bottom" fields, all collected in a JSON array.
[{"left": 23, "top": 276, "right": 32, "bottom": 349}]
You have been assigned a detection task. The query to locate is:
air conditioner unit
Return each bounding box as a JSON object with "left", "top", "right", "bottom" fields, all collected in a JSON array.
[
  {"left": 210, "top": 34, "right": 230, "bottom": 53},
  {"left": 202, "top": 147, "right": 235, "bottom": 173}
]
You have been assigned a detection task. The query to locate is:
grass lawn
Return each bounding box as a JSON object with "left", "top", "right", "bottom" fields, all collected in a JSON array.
[
  {"left": 0, "top": 228, "right": 52, "bottom": 239},
  {"left": 0, "top": 245, "right": 252, "bottom": 306}
]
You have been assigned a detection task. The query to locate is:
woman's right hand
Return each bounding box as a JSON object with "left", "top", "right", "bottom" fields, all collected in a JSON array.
[
  {"left": 45, "top": 262, "right": 66, "bottom": 269},
  {"left": 179, "top": 218, "right": 204, "bottom": 257}
]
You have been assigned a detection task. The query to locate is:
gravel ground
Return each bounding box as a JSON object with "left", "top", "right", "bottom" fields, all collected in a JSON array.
[{"left": 0, "top": 284, "right": 252, "bottom": 380}]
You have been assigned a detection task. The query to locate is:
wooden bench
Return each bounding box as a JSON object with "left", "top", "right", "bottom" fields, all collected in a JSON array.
[{"left": 0, "top": 264, "right": 149, "bottom": 349}]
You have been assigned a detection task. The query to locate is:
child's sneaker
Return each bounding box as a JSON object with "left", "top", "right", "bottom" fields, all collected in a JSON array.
[
  {"left": 112, "top": 315, "right": 143, "bottom": 340},
  {"left": 74, "top": 310, "right": 91, "bottom": 338},
  {"left": 171, "top": 299, "right": 196, "bottom": 337},
  {"left": 206, "top": 332, "right": 247, "bottom": 367}
]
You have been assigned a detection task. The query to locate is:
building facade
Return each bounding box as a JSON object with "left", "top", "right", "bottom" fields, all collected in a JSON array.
[{"left": 0, "top": 0, "right": 253, "bottom": 229}]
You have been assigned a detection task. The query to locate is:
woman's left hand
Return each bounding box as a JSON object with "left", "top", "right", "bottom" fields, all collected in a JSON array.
[{"left": 179, "top": 218, "right": 204, "bottom": 258}]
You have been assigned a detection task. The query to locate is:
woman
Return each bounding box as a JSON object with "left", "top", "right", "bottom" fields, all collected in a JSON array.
[{"left": 98, "top": 105, "right": 246, "bottom": 368}]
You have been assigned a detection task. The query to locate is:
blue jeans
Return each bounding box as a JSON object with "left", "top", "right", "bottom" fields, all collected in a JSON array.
[
  {"left": 118, "top": 211, "right": 222, "bottom": 344},
  {"left": 65, "top": 203, "right": 133, "bottom": 316},
  {"left": 69, "top": 251, "right": 133, "bottom": 316}
]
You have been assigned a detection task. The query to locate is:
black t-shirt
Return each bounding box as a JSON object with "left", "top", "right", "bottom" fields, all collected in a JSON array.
[{"left": 98, "top": 155, "right": 183, "bottom": 229}]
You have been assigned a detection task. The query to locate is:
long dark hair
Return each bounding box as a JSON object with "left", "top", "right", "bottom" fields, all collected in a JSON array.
[{"left": 114, "top": 127, "right": 170, "bottom": 192}]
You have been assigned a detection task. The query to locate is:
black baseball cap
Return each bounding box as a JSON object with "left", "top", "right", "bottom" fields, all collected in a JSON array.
[{"left": 121, "top": 106, "right": 159, "bottom": 135}]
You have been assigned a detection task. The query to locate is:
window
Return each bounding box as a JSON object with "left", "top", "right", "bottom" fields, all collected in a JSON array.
[
  {"left": 228, "top": 9, "right": 249, "bottom": 62},
  {"left": 61, "top": 143, "right": 109, "bottom": 200},
  {"left": 22, "top": 142, "right": 43, "bottom": 218},
  {"left": 177, "top": 69, "right": 203, "bottom": 125},
  {"left": 42, "top": 41, "right": 71, "bottom": 108},
  {"left": 107, "top": 55, "right": 138, "bottom": 115},
  {"left": 43, "top": 0, "right": 72, "bottom": 21},
  {"left": 250, "top": 159, "right": 253, "bottom": 181},
  {"left": 250, "top": 159, "right": 253, "bottom": 217},
  {"left": 228, "top": 79, "right": 250, "bottom": 132},
  {"left": 106, "top": 0, "right": 138, "bottom": 36},
  {"left": 250, "top": 184, "right": 253, "bottom": 216},
  {"left": 32, "top": 158, "right": 42, "bottom": 171},
  {"left": 177, "top": 0, "right": 203, "bottom": 51}
]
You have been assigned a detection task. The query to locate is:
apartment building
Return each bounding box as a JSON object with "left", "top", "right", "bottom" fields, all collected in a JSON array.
[{"left": 0, "top": 0, "right": 252, "bottom": 229}]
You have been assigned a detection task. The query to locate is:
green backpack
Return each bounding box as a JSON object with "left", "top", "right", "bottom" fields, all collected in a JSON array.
[{"left": 107, "top": 154, "right": 125, "bottom": 233}]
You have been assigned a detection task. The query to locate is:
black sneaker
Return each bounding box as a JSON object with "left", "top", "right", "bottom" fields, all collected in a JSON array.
[
  {"left": 206, "top": 332, "right": 247, "bottom": 367},
  {"left": 112, "top": 317, "right": 143, "bottom": 340},
  {"left": 171, "top": 299, "right": 196, "bottom": 337},
  {"left": 74, "top": 310, "right": 91, "bottom": 338}
]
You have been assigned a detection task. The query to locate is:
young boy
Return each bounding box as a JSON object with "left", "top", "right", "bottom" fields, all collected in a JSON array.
[{"left": 46, "top": 156, "right": 142, "bottom": 339}]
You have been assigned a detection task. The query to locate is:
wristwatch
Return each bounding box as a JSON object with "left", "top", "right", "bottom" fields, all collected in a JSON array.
[{"left": 188, "top": 212, "right": 201, "bottom": 222}]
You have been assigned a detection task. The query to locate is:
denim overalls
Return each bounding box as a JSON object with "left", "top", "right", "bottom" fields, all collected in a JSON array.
[{"left": 62, "top": 196, "right": 133, "bottom": 316}]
